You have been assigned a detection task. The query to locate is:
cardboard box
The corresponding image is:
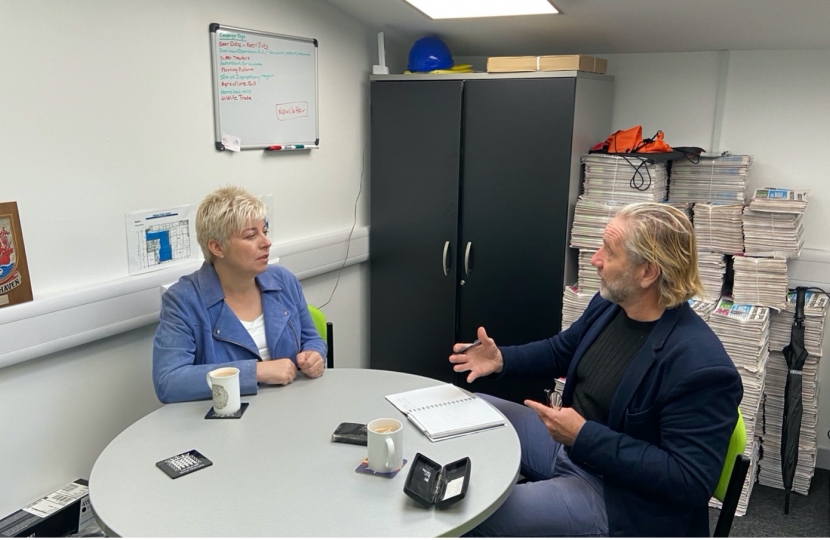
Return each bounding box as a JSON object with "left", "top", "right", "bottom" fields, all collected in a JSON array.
[
  {"left": 0, "top": 479, "right": 93, "bottom": 537},
  {"left": 487, "top": 54, "right": 607, "bottom": 74}
]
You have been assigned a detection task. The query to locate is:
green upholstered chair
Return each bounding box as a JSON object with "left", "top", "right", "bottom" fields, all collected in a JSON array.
[
  {"left": 712, "top": 409, "right": 751, "bottom": 537},
  {"left": 307, "top": 304, "right": 334, "bottom": 369}
]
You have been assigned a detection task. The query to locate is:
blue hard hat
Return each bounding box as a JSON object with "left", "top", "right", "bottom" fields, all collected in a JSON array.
[{"left": 407, "top": 36, "right": 453, "bottom": 72}]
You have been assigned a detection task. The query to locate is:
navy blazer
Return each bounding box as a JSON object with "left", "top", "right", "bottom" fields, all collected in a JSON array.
[{"left": 501, "top": 294, "right": 743, "bottom": 537}]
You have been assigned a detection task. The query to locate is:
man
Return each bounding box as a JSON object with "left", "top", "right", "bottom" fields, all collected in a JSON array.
[{"left": 450, "top": 202, "right": 742, "bottom": 537}]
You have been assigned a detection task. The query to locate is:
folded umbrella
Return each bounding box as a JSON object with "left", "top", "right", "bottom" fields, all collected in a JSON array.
[{"left": 781, "top": 286, "right": 808, "bottom": 514}]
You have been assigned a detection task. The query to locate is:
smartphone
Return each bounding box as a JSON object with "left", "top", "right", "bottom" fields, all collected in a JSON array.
[{"left": 331, "top": 422, "right": 368, "bottom": 446}]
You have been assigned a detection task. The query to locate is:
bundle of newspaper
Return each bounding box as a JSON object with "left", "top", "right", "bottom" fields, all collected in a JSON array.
[
  {"left": 742, "top": 208, "right": 804, "bottom": 258},
  {"left": 748, "top": 188, "right": 808, "bottom": 213},
  {"left": 697, "top": 252, "right": 726, "bottom": 302},
  {"left": 569, "top": 197, "right": 626, "bottom": 250},
  {"left": 688, "top": 297, "right": 718, "bottom": 321},
  {"left": 692, "top": 203, "right": 745, "bottom": 254},
  {"left": 668, "top": 154, "right": 752, "bottom": 203},
  {"left": 581, "top": 154, "right": 668, "bottom": 203},
  {"left": 709, "top": 441, "right": 760, "bottom": 517},
  {"left": 561, "top": 285, "right": 595, "bottom": 331},
  {"left": 731, "top": 256, "right": 788, "bottom": 310},
  {"left": 707, "top": 297, "right": 770, "bottom": 374},
  {"left": 578, "top": 249, "right": 600, "bottom": 293},
  {"left": 758, "top": 350, "right": 821, "bottom": 496},
  {"left": 768, "top": 290, "right": 828, "bottom": 356}
]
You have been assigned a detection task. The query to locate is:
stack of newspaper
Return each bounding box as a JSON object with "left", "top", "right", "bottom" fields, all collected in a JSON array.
[
  {"left": 742, "top": 208, "right": 804, "bottom": 258},
  {"left": 668, "top": 154, "right": 753, "bottom": 203},
  {"left": 697, "top": 252, "right": 726, "bottom": 302},
  {"left": 688, "top": 297, "right": 718, "bottom": 322},
  {"left": 692, "top": 204, "right": 745, "bottom": 254},
  {"left": 570, "top": 197, "right": 626, "bottom": 250},
  {"left": 732, "top": 256, "right": 789, "bottom": 310},
  {"left": 578, "top": 249, "right": 600, "bottom": 293},
  {"left": 758, "top": 350, "right": 821, "bottom": 496},
  {"left": 706, "top": 297, "right": 769, "bottom": 516},
  {"left": 768, "top": 290, "right": 828, "bottom": 356},
  {"left": 561, "top": 285, "right": 595, "bottom": 331},
  {"left": 748, "top": 188, "right": 808, "bottom": 213},
  {"left": 707, "top": 298, "right": 769, "bottom": 429},
  {"left": 581, "top": 154, "right": 668, "bottom": 203}
]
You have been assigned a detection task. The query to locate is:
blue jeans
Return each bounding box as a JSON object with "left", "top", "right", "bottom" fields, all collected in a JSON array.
[{"left": 465, "top": 394, "right": 608, "bottom": 537}]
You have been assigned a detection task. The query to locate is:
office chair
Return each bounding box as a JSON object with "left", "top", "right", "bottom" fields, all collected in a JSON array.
[
  {"left": 712, "top": 409, "right": 751, "bottom": 537},
  {"left": 307, "top": 304, "right": 334, "bottom": 369}
]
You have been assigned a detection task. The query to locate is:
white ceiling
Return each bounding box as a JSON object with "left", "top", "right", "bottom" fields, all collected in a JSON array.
[{"left": 324, "top": 0, "right": 830, "bottom": 56}]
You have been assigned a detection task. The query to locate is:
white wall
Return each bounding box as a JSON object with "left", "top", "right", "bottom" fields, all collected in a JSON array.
[
  {"left": 0, "top": 0, "right": 373, "bottom": 516},
  {"left": 605, "top": 49, "right": 830, "bottom": 467}
]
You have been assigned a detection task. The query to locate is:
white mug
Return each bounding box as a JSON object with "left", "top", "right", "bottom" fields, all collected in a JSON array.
[
  {"left": 206, "top": 367, "right": 241, "bottom": 415},
  {"left": 367, "top": 418, "right": 403, "bottom": 473}
]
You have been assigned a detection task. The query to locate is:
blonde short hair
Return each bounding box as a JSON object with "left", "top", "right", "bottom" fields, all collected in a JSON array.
[
  {"left": 196, "top": 186, "right": 267, "bottom": 262},
  {"left": 616, "top": 202, "right": 703, "bottom": 308}
]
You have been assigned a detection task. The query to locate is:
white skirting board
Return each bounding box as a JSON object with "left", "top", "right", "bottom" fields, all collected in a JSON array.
[{"left": 0, "top": 227, "right": 368, "bottom": 370}]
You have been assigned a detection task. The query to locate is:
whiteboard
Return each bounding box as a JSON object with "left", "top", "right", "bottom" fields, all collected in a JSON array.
[{"left": 209, "top": 24, "right": 318, "bottom": 151}]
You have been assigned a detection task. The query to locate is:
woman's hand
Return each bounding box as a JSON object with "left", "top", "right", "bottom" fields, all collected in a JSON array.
[
  {"left": 297, "top": 350, "right": 325, "bottom": 378},
  {"left": 256, "top": 358, "right": 297, "bottom": 385}
]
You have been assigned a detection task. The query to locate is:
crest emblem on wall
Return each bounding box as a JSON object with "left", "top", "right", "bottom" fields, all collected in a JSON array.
[
  {"left": 0, "top": 217, "right": 21, "bottom": 292},
  {"left": 0, "top": 202, "right": 33, "bottom": 308}
]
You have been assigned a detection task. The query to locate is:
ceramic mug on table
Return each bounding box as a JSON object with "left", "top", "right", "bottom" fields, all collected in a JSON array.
[
  {"left": 367, "top": 418, "right": 404, "bottom": 473},
  {"left": 206, "top": 367, "right": 241, "bottom": 415}
]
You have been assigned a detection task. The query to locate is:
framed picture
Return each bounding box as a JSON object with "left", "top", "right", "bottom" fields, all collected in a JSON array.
[{"left": 0, "top": 201, "right": 33, "bottom": 308}]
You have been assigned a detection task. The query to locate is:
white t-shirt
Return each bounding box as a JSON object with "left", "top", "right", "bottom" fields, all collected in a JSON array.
[{"left": 239, "top": 314, "right": 271, "bottom": 360}]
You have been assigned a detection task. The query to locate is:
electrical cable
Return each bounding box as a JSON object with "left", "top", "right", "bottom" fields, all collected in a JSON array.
[{"left": 318, "top": 147, "right": 365, "bottom": 309}]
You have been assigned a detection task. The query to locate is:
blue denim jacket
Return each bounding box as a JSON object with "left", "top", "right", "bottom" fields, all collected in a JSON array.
[{"left": 152, "top": 262, "right": 326, "bottom": 403}]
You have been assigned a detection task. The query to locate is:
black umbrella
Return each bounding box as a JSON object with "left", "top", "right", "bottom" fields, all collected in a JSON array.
[{"left": 781, "top": 286, "right": 808, "bottom": 514}]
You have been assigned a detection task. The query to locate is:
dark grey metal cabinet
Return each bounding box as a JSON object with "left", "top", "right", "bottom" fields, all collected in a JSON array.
[{"left": 370, "top": 74, "right": 612, "bottom": 403}]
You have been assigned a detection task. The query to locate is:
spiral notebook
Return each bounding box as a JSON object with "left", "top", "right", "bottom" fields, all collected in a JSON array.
[{"left": 385, "top": 384, "right": 505, "bottom": 442}]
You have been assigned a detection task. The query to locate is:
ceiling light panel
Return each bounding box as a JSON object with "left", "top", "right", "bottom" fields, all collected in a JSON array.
[{"left": 404, "top": 0, "right": 558, "bottom": 19}]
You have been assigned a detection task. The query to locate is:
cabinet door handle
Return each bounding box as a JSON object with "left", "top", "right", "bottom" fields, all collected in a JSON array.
[
  {"left": 464, "top": 242, "right": 472, "bottom": 277},
  {"left": 442, "top": 241, "right": 451, "bottom": 277}
]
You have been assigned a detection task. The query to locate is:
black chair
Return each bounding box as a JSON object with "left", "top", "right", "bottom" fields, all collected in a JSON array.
[
  {"left": 308, "top": 305, "right": 334, "bottom": 368},
  {"left": 713, "top": 454, "right": 751, "bottom": 537}
]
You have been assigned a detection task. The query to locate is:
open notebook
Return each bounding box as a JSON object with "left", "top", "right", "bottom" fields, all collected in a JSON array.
[{"left": 386, "top": 384, "right": 505, "bottom": 442}]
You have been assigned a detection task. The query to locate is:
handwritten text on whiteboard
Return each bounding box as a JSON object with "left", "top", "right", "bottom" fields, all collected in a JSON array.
[{"left": 276, "top": 102, "right": 308, "bottom": 121}]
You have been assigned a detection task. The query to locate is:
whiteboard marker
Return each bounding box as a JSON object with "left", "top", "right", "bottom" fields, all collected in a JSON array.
[{"left": 265, "top": 144, "right": 318, "bottom": 151}]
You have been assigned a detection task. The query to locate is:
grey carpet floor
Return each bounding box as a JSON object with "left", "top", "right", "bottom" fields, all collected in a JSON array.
[{"left": 709, "top": 468, "right": 830, "bottom": 537}]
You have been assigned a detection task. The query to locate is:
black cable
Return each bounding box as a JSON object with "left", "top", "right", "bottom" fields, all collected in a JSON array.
[
  {"left": 318, "top": 148, "right": 365, "bottom": 309},
  {"left": 619, "top": 155, "right": 653, "bottom": 192}
]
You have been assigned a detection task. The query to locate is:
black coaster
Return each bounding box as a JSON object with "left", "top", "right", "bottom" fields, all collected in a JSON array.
[
  {"left": 205, "top": 402, "right": 249, "bottom": 419},
  {"left": 156, "top": 449, "right": 213, "bottom": 479}
]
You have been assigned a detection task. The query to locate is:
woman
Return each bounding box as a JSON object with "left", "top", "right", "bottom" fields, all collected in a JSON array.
[{"left": 153, "top": 186, "right": 326, "bottom": 403}]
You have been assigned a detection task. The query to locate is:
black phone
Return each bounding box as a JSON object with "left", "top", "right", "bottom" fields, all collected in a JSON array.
[{"left": 332, "top": 422, "right": 368, "bottom": 446}]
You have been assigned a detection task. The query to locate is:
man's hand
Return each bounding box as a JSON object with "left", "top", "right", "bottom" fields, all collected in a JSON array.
[
  {"left": 449, "top": 327, "right": 503, "bottom": 383},
  {"left": 256, "top": 358, "right": 297, "bottom": 385},
  {"left": 524, "top": 400, "right": 586, "bottom": 446},
  {"left": 297, "top": 350, "right": 325, "bottom": 378}
]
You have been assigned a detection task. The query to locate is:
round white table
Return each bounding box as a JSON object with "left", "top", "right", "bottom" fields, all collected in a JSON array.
[{"left": 89, "top": 369, "right": 520, "bottom": 537}]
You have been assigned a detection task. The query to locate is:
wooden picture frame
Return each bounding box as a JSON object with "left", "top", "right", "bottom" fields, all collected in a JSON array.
[{"left": 0, "top": 201, "right": 33, "bottom": 308}]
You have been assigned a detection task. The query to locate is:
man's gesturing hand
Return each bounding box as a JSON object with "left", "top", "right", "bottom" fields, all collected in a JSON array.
[{"left": 449, "top": 326, "right": 503, "bottom": 383}]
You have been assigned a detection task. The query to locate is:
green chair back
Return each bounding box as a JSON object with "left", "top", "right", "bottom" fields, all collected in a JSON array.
[
  {"left": 713, "top": 409, "right": 747, "bottom": 502},
  {"left": 307, "top": 304, "right": 327, "bottom": 340}
]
